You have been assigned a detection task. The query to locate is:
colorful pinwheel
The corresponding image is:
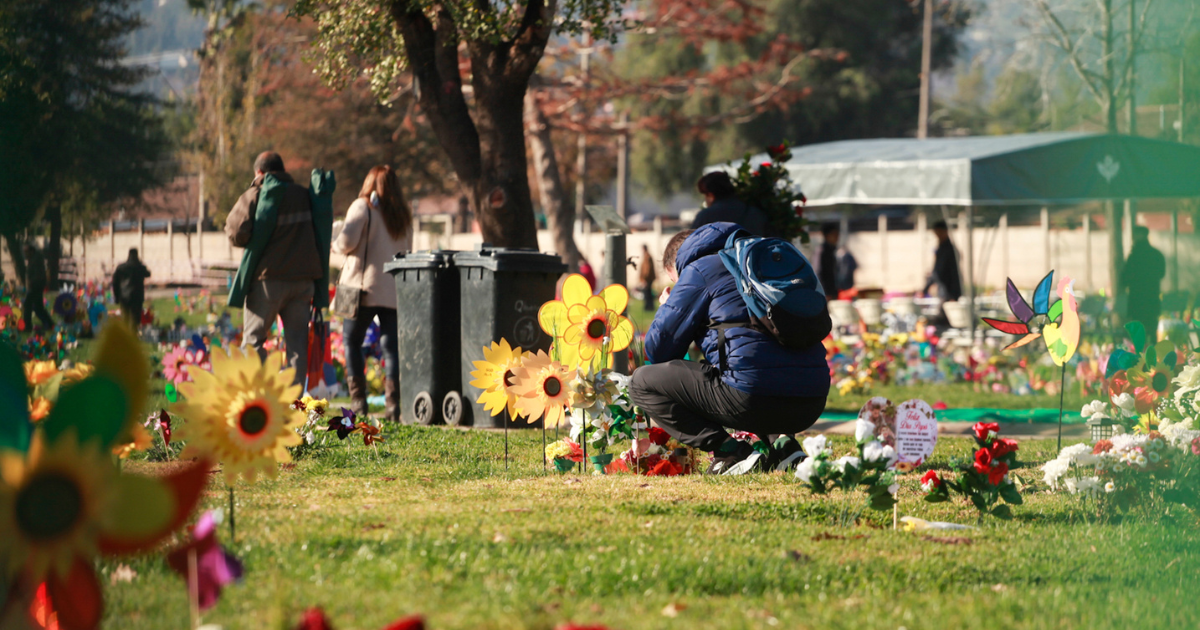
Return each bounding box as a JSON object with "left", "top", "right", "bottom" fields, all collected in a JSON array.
[{"left": 982, "top": 271, "right": 1080, "bottom": 366}]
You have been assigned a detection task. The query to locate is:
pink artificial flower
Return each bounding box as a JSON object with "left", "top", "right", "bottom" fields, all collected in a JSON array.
[{"left": 1192, "top": 436, "right": 1200, "bottom": 456}]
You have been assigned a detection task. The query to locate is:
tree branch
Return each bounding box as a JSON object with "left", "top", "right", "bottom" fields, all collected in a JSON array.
[{"left": 1030, "top": 0, "right": 1106, "bottom": 105}]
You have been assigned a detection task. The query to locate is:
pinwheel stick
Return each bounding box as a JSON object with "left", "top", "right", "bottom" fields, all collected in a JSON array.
[
  {"left": 504, "top": 408, "right": 509, "bottom": 471},
  {"left": 188, "top": 548, "right": 201, "bottom": 630},
  {"left": 228, "top": 486, "right": 236, "bottom": 545},
  {"left": 1056, "top": 364, "right": 1066, "bottom": 452},
  {"left": 541, "top": 416, "right": 547, "bottom": 471}
]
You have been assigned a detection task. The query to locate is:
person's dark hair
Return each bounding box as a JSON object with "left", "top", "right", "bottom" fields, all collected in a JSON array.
[
  {"left": 359, "top": 165, "right": 412, "bottom": 240},
  {"left": 697, "top": 172, "right": 735, "bottom": 199},
  {"left": 127, "top": 248, "right": 139, "bottom": 261},
  {"left": 663, "top": 229, "right": 694, "bottom": 274},
  {"left": 254, "top": 151, "right": 285, "bottom": 174},
  {"left": 822, "top": 222, "right": 840, "bottom": 236},
  {"left": 1132, "top": 225, "right": 1150, "bottom": 239},
  {"left": 932, "top": 220, "right": 949, "bottom": 231}
]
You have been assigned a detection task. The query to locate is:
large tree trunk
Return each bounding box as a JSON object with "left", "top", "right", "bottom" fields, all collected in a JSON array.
[
  {"left": 3, "top": 232, "right": 26, "bottom": 289},
  {"left": 46, "top": 204, "right": 62, "bottom": 290},
  {"left": 524, "top": 90, "right": 581, "bottom": 270},
  {"left": 389, "top": 0, "right": 549, "bottom": 250}
]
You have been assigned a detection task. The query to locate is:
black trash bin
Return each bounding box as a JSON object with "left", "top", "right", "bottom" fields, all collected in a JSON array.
[
  {"left": 384, "top": 251, "right": 462, "bottom": 425},
  {"left": 455, "top": 246, "right": 567, "bottom": 428}
]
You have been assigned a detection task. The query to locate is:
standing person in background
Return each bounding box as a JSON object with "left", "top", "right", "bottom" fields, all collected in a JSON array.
[
  {"left": 112, "top": 248, "right": 150, "bottom": 329},
  {"left": 836, "top": 245, "right": 858, "bottom": 298},
  {"left": 21, "top": 243, "right": 53, "bottom": 331},
  {"left": 1121, "top": 225, "right": 1166, "bottom": 343},
  {"left": 578, "top": 257, "right": 596, "bottom": 292},
  {"left": 817, "top": 223, "right": 839, "bottom": 300},
  {"left": 637, "top": 243, "right": 658, "bottom": 312},
  {"left": 691, "top": 171, "right": 770, "bottom": 236},
  {"left": 332, "top": 165, "right": 412, "bottom": 422},
  {"left": 226, "top": 151, "right": 322, "bottom": 386},
  {"left": 922, "top": 220, "right": 962, "bottom": 327}
]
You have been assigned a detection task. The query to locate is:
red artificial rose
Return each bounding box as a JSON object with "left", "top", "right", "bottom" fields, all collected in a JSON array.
[
  {"left": 767, "top": 143, "right": 787, "bottom": 158},
  {"left": 973, "top": 447, "right": 994, "bottom": 475},
  {"left": 295, "top": 608, "right": 335, "bottom": 630},
  {"left": 647, "top": 460, "right": 683, "bottom": 476},
  {"left": 988, "top": 461, "right": 1009, "bottom": 486},
  {"left": 973, "top": 422, "right": 1000, "bottom": 442},
  {"left": 920, "top": 470, "right": 942, "bottom": 489},
  {"left": 382, "top": 616, "right": 426, "bottom": 630},
  {"left": 648, "top": 426, "right": 670, "bottom": 446},
  {"left": 991, "top": 438, "right": 1019, "bottom": 457}
]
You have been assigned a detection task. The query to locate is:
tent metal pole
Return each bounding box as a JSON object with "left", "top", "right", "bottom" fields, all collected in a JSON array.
[
  {"left": 965, "top": 206, "right": 976, "bottom": 344},
  {"left": 1171, "top": 208, "right": 1180, "bottom": 291}
]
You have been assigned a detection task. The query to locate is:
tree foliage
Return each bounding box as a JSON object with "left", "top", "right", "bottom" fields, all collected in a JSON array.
[
  {"left": 610, "top": 0, "right": 970, "bottom": 198},
  {"left": 190, "top": 1, "right": 451, "bottom": 227},
  {"left": 0, "top": 0, "right": 172, "bottom": 285}
]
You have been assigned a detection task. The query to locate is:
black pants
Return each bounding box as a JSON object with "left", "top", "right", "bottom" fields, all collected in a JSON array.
[
  {"left": 24, "top": 287, "right": 53, "bottom": 330},
  {"left": 629, "top": 360, "right": 826, "bottom": 451},
  {"left": 343, "top": 306, "right": 399, "bottom": 384},
  {"left": 119, "top": 300, "right": 143, "bottom": 330}
]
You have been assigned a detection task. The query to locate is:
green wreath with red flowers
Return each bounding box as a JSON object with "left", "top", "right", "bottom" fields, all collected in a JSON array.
[{"left": 729, "top": 141, "right": 812, "bottom": 242}]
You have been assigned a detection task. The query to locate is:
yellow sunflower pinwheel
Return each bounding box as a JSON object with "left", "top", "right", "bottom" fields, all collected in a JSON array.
[
  {"left": 174, "top": 346, "right": 304, "bottom": 484},
  {"left": 510, "top": 350, "right": 574, "bottom": 427},
  {"left": 538, "top": 274, "right": 635, "bottom": 371},
  {"left": 469, "top": 339, "right": 527, "bottom": 418}
]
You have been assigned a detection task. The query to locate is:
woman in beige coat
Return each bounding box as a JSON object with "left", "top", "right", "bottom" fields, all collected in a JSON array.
[{"left": 332, "top": 165, "right": 413, "bottom": 420}]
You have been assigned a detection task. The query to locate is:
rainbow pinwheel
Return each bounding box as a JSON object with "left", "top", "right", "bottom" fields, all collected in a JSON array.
[{"left": 982, "top": 271, "right": 1079, "bottom": 366}]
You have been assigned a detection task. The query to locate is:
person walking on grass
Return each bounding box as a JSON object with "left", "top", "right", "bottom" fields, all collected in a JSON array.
[
  {"left": 332, "top": 165, "right": 412, "bottom": 422},
  {"left": 111, "top": 248, "right": 150, "bottom": 329},
  {"left": 226, "top": 151, "right": 324, "bottom": 387},
  {"left": 21, "top": 243, "right": 53, "bottom": 332},
  {"left": 629, "top": 223, "right": 830, "bottom": 475}
]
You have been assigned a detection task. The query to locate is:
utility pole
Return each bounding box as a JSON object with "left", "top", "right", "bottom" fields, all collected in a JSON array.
[
  {"left": 1128, "top": 0, "right": 1137, "bottom": 136},
  {"left": 1181, "top": 56, "right": 1187, "bottom": 142},
  {"left": 917, "top": 0, "right": 933, "bottom": 139},
  {"left": 615, "top": 112, "right": 630, "bottom": 220}
]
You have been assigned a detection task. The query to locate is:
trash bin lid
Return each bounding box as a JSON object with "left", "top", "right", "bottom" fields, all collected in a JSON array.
[
  {"left": 384, "top": 251, "right": 457, "bottom": 275},
  {"left": 453, "top": 246, "right": 568, "bottom": 274}
]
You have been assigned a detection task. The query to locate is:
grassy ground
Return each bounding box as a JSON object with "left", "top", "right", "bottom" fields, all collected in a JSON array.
[{"left": 102, "top": 426, "right": 1199, "bottom": 630}]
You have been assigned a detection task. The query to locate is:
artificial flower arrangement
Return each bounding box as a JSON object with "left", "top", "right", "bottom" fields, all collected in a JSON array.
[
  {"left": 545, "top": 438, "right": 584, "bottom": 473},
  {"left": 288, "top": 395, "right": 385, "bottom": 457},
  {"left": 794, "top": 418, "right": 900, "bottom": 516},
  {"left": 727, "top": 141, "right": 812, "bottom": 242},
  {"left": 1042, "top": 322, "right": 1200, "bottom": 515},
  {"left": 921, "top": 422, "right": 1023, "bottom": 519},
  {"left": 614, "top": 426, "right": 695, "bottom": 476}
]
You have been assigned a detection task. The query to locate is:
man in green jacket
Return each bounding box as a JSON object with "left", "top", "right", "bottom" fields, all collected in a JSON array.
[{"left": 226, "top": 151, "right": 329, "bottom": 386}]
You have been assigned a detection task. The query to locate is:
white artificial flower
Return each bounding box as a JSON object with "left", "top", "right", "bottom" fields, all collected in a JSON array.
[
  {"left": 1042, "top": 458, "right": 1070, "bottom": 489},
  {"left": 833, "top": 456, "right": 861, "bottom": 473},
  {"left": 795, "top": 457, "right": 817, "bottom": 483},
  {"left": 802, "top": 435, "right": 830, "bottom": 458},
  {"left": 1172, "top": 364, "right": 1200, "bottom": 395},
  {"left": 1059, "top": 443, "right": 1092, "bottom": 464},
  {"left": 1112, "top": 393, "right": 1137, "bottom": 416},
  {"left": 305, "top": 431, "right": 315, "bottom": 445},
  {"left": 1105, "top": 481, "right": 1115, "bottom": 493},
  {"left": 862, "top": 441, "right": 898, "bottom": 468},
  {"left": 888, "top": 483, "right": 899, "bottom": 496},
  {"left": 568, "top": 408, "right": 587, "bottom": 441},
  {"left": 1081, "top": 400, "right": 1109, "bottom": 417},
  {"left": 855, "top": 419, "right": 877, "bottom": 444},
  {"left": 1063, "top": 477, "right": 1079, "bottom": 493}
]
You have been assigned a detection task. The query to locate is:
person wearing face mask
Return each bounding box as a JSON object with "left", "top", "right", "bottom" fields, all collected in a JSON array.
[{"left": 332, "top": 165, "right": 413, "bottom": 421}]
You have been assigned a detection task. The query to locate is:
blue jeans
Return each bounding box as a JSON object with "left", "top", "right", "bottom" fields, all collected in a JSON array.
[{"left": 343, "top": 306, "right": 399, "bottom": 386}]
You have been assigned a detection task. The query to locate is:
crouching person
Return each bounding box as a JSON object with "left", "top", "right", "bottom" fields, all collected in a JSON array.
[{"left": 629, "top": 222, "right": 831, "bottom": 474}]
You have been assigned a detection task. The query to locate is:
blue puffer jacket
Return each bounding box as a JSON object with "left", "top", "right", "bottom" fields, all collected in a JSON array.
[{"left": 645, "top": 222, "right": 830, "bottom": 397}]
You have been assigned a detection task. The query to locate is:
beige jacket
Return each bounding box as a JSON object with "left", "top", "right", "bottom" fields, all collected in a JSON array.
[{"left": 332, "top": 198, "right": 412, "bottom": 309}]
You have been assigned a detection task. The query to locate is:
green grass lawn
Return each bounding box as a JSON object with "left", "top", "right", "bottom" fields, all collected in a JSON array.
[{"left": 103, "top": 425, "right": 1199, "bottom": 630}]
